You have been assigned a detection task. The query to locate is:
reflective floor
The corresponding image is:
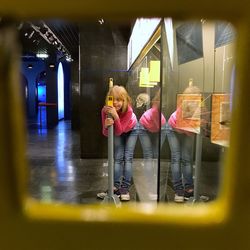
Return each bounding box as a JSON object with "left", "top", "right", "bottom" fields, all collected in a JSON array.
[{"left": 26, "top": 120, "right": 220, "bottom": 204}]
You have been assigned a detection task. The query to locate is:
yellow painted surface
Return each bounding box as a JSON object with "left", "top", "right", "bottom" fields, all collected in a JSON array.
[{"left": 0, "top": 1, "right": 250, "bottom": 250}]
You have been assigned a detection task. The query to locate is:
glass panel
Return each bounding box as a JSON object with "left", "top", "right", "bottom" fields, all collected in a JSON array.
[
  {"left": 176, "top": 21, "right": 203, "bottom": 64},
  {"left": 127, "top": 27, "right": 161, "bottom": 203},
  {"left": 161, "top": 19, "right": 235, "bottom": 203}
]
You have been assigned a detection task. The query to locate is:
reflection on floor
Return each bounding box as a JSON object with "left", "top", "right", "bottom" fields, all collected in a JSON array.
[{"left": 27, "top": 120, "right": 220, "bottom": 205}]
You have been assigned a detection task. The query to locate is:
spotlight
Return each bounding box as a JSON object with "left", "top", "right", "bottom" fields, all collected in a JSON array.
[
  {"left": 36, "top": 53, "right": 49, "bottom": 59},
  {"left": 28, "top": 30, "right": 35, "bottom": 39},
  {"left": 66, "top": 55, "right": 73, "bottom": 62},
  {"left": 48, "top": 35, "right": 54, "bottom": 42},
  {"left": 98, "top": 18, "right": 104, "bottom": 24},
  {"left": 57, "top": 44, "right": 62, "bottom": 51}
]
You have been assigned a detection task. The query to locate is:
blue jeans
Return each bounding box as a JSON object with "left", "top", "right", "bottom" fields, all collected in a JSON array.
[
  {"left": 114, "top": 122, "right": 139, "bottom": 189},
  {"left": 138, "top": 123, "right": 167, "bottom": 159},
  {"left": 138, "top": 123, "right": 167, "bottom": 196},
  {"left": 166, "top": 123, "right": 194, "bottom": 192}
]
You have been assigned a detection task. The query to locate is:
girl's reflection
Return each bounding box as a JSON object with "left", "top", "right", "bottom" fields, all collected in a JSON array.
[{"left": 135, "top": 89, "right": 167, "bottom": 201}]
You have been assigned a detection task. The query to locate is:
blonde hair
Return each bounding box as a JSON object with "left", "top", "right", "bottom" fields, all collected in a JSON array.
[{"left": 105, "top": 85, "right": 132, "bottom": 113}]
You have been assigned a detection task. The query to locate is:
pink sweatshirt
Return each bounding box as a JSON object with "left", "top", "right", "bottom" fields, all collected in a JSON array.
[
  {"left": 168, "top": 110, "right": 178, "bottom": 128},
  {"left": 139, "top": 106, "right": 166, "bottom": 133},
  {"left": 168, "top": 110, "right": 193, "bottom": 136},
  {"left": 102, "top": 105, "right": 137, "bottom": 136}
]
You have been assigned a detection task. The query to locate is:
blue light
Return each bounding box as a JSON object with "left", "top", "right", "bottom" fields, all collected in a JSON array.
[
  {"left": 37, "top": 85, "right": 46, "bottom": 102},
  {"left": 57, "top": 62, "right": 64, "bottom": 120}
]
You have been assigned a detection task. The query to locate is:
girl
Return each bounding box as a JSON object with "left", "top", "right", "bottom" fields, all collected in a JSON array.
[
  {"left": 139, "top": 89, "right": 167, "bottom": 159},
  {"left": 137, "top": 89, "right": 167, "bottom": 201},
  {"left": 166, "top": 85, "right": 201, "bottom": 203},
  {"left": 97, "top": 85, "right": 138, "bottom": 201}
]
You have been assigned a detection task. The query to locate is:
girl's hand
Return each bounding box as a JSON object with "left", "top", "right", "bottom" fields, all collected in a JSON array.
[
  {"left": 104, "top": 106, "right": 119, "bottom": 120},
  {"left": 105, "top": 117, "right": 114, "bottom": 128}
]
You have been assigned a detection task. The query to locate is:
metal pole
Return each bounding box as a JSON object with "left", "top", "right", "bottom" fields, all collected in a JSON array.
[
  {"left": 103, "top": 78, "right": 120, "bottom": 205},
  {"left": 107, "top": 119, "right": 114, "bottom": 198},
  {"left": 193, "top": 133, "right": 202, "bottom": 202}
]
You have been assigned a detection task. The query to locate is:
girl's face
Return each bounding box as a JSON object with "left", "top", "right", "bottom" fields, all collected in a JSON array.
[{"left": 113, "top": 95, "right": 124, "bottom": 112}]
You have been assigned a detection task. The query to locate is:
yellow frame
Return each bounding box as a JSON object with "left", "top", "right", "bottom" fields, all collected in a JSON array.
[{"left": 0, "top": 1, "right": 250, "bottom": 249}]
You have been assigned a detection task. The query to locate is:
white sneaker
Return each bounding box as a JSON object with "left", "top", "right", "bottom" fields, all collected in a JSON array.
[
  {"left": 174, "top": 193, "right": 184, "bottom": 203},
  {"left": 120, "top": 192, "right": 130, "bottom": 201},
  {"left": 120, "top": 187, "right": 130, "bottom": 201},
  {"left": 97, "top": 187, "right": 120, "bottom": 199},
  {"left": 97, "top": 191, "right": 108, "bottom": 199}
]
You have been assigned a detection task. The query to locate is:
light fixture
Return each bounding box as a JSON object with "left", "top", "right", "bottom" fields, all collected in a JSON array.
[
  {"left": 28, "top": 30, "right": 35, "bottom": 39},
  {"left": 27, "top": 64, "right": 33, "bottom": 69},
  {"left": 49, "top": 63, "right": 55, "bottom": 68},
  {"left": 98, "top": 18, "right": 104, "bottom": 25},
  {"left": 66, "top": 55, "right": 73, "bottom": 62},
  {"left": 36, "top": 53, "right": 49, "bottom": 59},
  {"left": 30, "top": 21, "right": 73, "bottom": 62}
]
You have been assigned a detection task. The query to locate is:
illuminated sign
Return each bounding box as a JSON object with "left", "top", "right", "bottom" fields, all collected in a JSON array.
[{"left": 57, "top": 62, "right": 64, "bottom": 120}]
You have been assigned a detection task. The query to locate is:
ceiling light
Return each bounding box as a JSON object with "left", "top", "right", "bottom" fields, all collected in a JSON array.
[
  {"left": 36, "top": 53, "right": 49, "bottom": 59},
  {"left": 28, "top": 30, "right": 35, "bottom": 39},
  {"left": 98, "top": 19, "right": 104, "bottom": 24},
  {"left": 66, "top": 55, "right": 73, "bottom": 62}
]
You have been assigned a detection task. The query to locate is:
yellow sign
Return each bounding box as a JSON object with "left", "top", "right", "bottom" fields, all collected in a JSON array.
[
  {"left": 107, "top": 96, "right": 113, "bottom": 106},
  {"left": 149, "top": 60, "right": 160, "bottom": 82},
  {"left": 139, "top": 67, "right": 154, "bottom": 87}
]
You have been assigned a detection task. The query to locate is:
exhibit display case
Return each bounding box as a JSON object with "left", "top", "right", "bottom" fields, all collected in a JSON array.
[{"left": 127, "top": 18, "right": 235, "bottom": 202}]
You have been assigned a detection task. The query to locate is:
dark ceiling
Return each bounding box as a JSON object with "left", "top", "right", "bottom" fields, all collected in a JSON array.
[
  {"left": 19, "top": 20, "right": 79, "bottom": 61},
  {"left": 19, "top": 19, "right": 132, "bottom": 62}
]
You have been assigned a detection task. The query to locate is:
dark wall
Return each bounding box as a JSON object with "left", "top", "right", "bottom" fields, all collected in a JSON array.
[
  {"left": 80, "top": 23, "right": 129, "bottom": 158},
  {"left": 20, "top": 73, "right": 28, "bottom": 116},
  {"left": 71, "top": 59, "right": 80, "bottom": 130},
  {"left": 21, "top": 60, "right": 46, "bottom": 119}
]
